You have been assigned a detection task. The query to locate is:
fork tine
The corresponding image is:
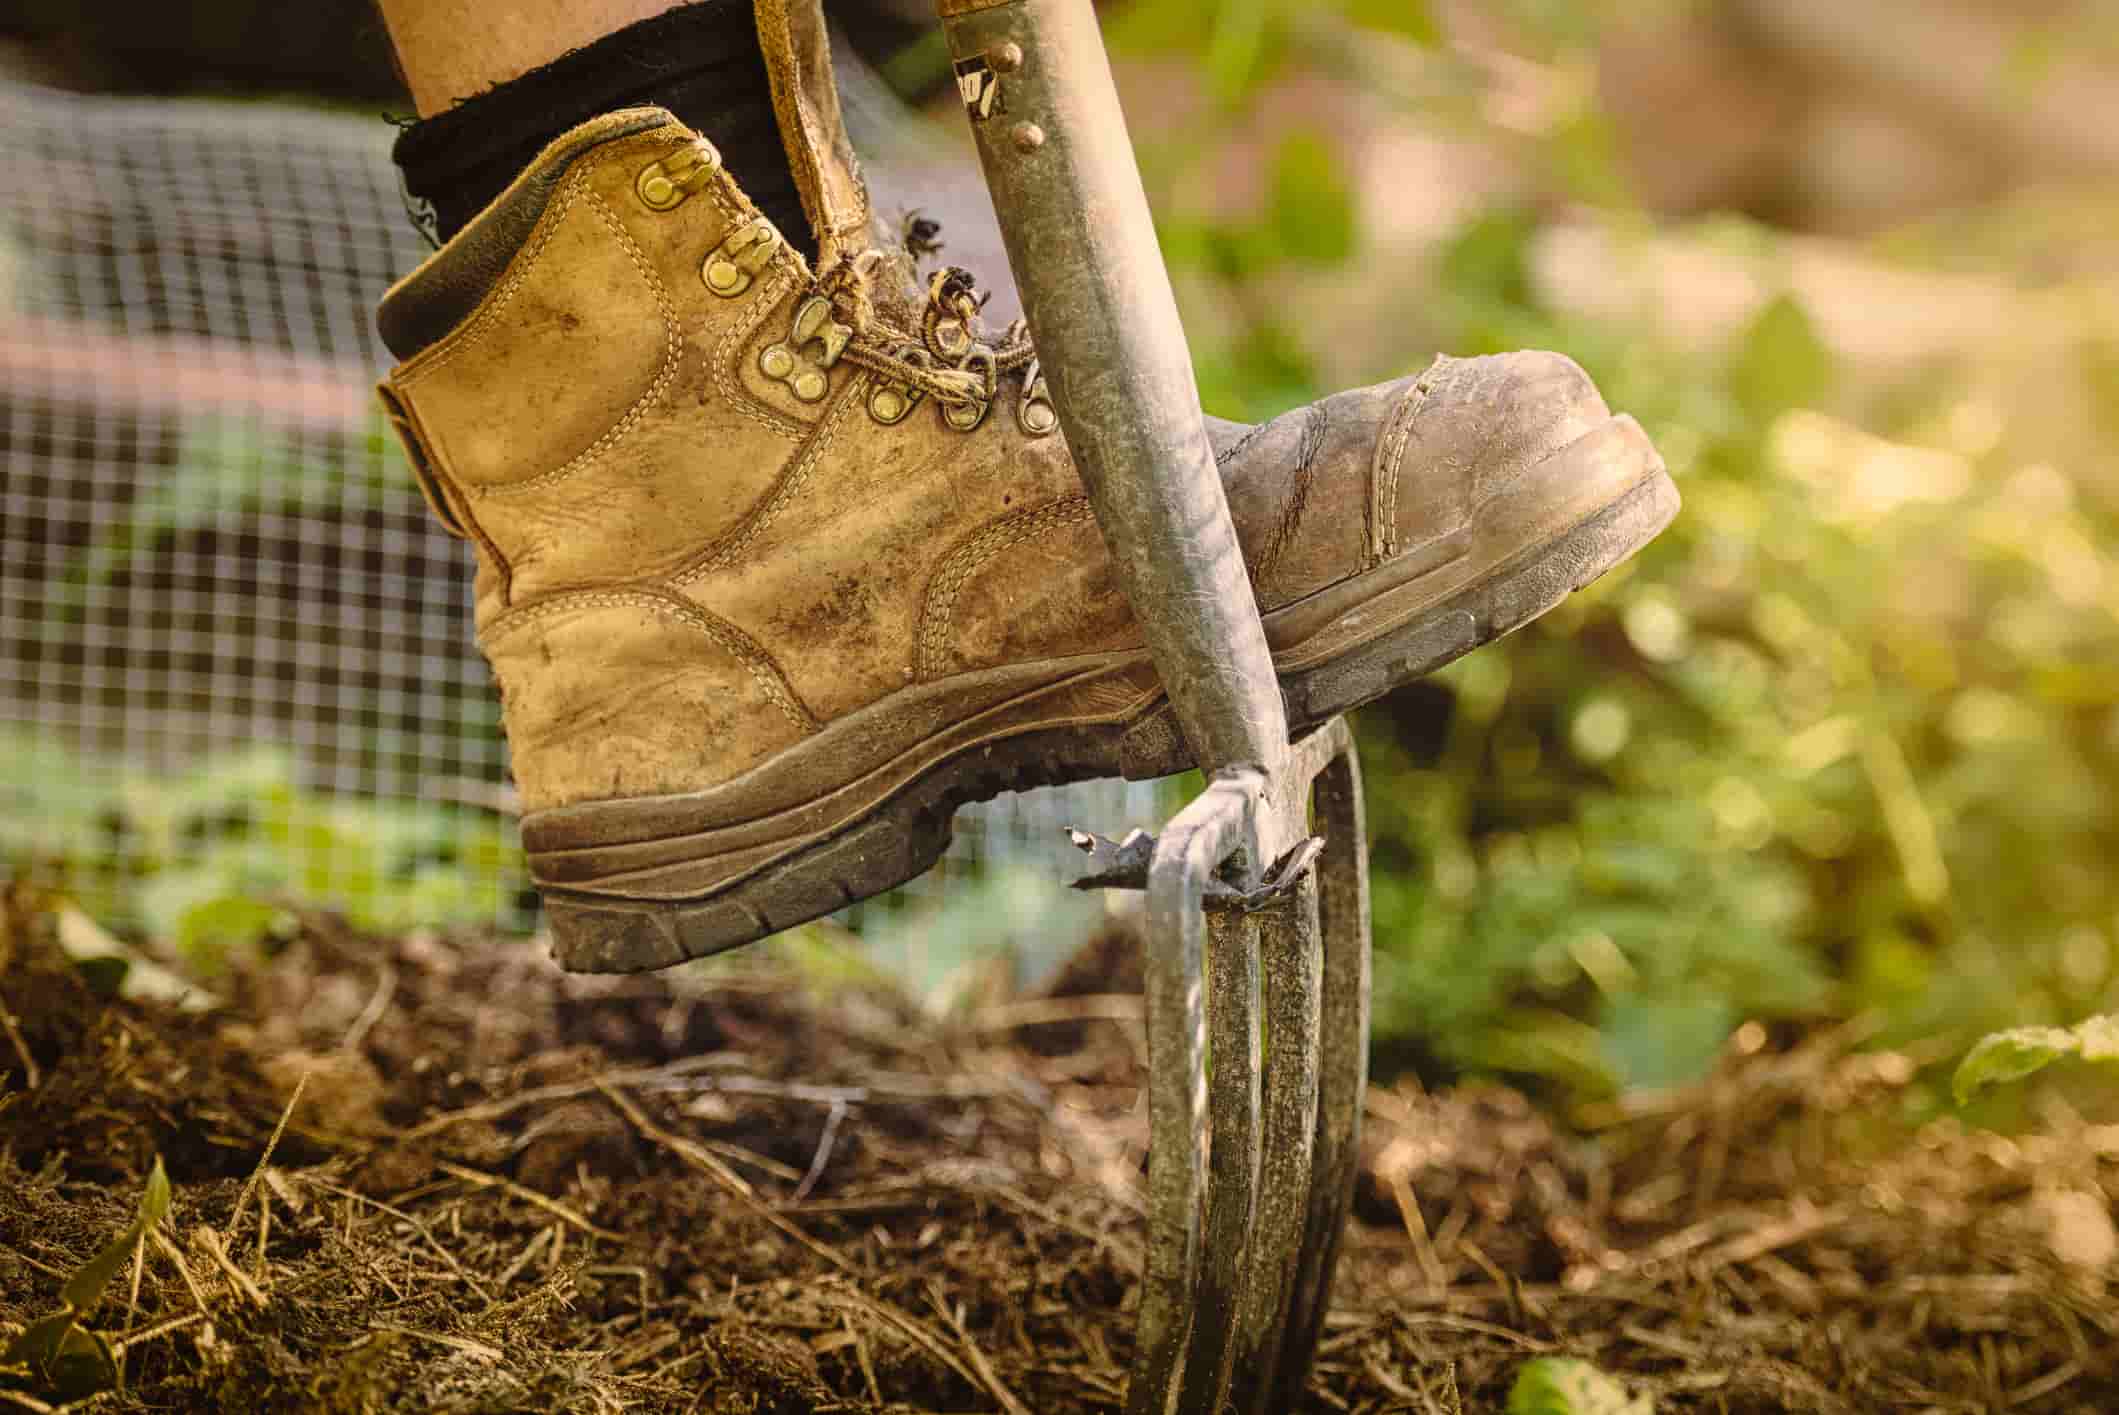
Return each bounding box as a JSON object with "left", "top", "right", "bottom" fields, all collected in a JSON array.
[
  {"left": 1175, "top": 910, "right": 1262, "bottom": 1412},
  {"left": 1129, "top": 784, "right": 1254, "bottom": 1415},
  {"left": 1230, "top": 877, "right": 1324, "bottom": 1410},
  {"left": 1125, "top": 735, "right": 1369, "bottom": 1415},
  {"left": 1270, "top": 734, "right": 1372, "bottom": 1411},
  {"left": 1127, "top": 888, "right": 1207, "bottom": 1415}
]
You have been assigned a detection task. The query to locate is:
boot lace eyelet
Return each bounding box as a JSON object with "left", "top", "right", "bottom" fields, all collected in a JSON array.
[
  {"left": 702, "top": 219, "right": 781, "bottom": 298},
  {"left": 635, "top": 139, "right": 723, "bottom": 212}
]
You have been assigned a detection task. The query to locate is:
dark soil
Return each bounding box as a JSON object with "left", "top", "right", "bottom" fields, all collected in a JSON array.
[{"left": 1, "top": 880, "right": 2114, "bottom": 1414}]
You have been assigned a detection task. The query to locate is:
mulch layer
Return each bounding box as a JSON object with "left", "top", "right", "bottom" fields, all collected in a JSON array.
[{"left": 1, "top": 881, "right": 2115, "bottom": 1413}]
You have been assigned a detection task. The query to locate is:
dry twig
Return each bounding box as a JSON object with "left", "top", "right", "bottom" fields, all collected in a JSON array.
[
  {"left": 596, "top": 1081, "right": 855, "bottom": 1275},
  {"left": 435, "top": 1160, "right": 625, "bottom": 1242}
]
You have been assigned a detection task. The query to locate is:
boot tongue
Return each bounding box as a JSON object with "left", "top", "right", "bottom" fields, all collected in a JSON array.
[{"left": 754, "top": 0, "right": 872, "bottom": 272}]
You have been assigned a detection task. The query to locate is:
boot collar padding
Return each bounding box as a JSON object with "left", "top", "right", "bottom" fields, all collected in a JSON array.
[{"left": 375, "top": 108, "right": 678, "bottom": 363}]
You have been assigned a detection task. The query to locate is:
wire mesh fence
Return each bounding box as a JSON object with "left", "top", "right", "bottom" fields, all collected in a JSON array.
[{"left": 0, "top": 76, "right": 1167, "bottom": 953}]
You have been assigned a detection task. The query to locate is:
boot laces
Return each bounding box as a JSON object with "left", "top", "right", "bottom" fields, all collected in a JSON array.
[{"left": 819, "top": 227, "right": 1034, "bottom": 416}]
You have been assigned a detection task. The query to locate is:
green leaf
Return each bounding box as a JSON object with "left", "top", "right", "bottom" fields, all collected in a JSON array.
[
  {"left": 60, "top": 1157, "right": 170, "bottom": 1310},
  {"left": 32, "top": 1325, "right": 117, "bottom": 1401},
  {"left": 136, "top": 1155, "right": 173, "bottom": 1225},
  {"left": 1438, "top": 208, "right": 1539, "bottom": 309},
  {"left": 1543, "top": 107, "right": 1630, "bottom": 208},
  {"left": 174, "top": 895, "right": 284, "bottom": 961},
  {"left": 1510, "top": 1357, "right": 1656, "bottom": 1415},
  {"left": 68, "top": 955, "right": 131, "bottom": 999},
  {"left": 2, "top": 1311, "right": 119, "bottom": 1400},
  {"left": 1269, "top": 131, "right": 1358, "bottom": 268},
  {"left": 2, "top": 1308, "right": 85, "bottom": 1385},
  {"left": 1954, "top": 1016, "right": 2119, "bottom": 1105},
  {"left": 1601, "top": 994, "right": 1736, "bottom": 1092},
  {"left": 1729, "top": 294, "right": 1834, "bottom": 422},
  {"left": 1340, "top": 0, "right": 1439, "bottom": 45},
  {"left": 0, "top": 1160, "right": 159, "bottom": 1399},
  {"left": 1458, "top": 1010, "right": 1618, "bottom": 1097},
  {"left": 1205, "top": 0, "right": 1280, "bottom": 105},
  {"left": 57, "top": 907, "right": 218, "bottom": 1011},
  {"left": 1104, "top": 0, "right": 1210, "bottom": 56}
]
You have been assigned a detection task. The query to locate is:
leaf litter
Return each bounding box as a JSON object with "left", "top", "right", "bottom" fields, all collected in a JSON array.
[{"left": 0, "top": 881, "right": 2115, "bottom": 1413}]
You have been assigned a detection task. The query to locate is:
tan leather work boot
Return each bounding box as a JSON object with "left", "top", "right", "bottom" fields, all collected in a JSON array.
[{"left": 375, "top": 9, "right": 1678, "bottom": 973}]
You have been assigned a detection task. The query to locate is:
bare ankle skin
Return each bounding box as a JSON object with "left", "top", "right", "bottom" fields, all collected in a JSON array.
[{"left": 377, "top": 0, "right": 692, "bottom": 116}]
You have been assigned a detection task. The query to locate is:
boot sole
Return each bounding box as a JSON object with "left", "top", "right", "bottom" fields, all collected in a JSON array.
[{"left": 534, "top": 418, "right": 1679, "bottom": 972}]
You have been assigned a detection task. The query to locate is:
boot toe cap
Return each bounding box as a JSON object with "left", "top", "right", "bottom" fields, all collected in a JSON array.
[
  {"left": 1222, "top": 349, "right": 1618, "bottom": 608},
  {"left": 1375, "top": 351, "right": 1611, "bottom": 504}
]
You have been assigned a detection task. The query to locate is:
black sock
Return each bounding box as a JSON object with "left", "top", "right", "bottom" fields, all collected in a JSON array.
[{"left": 390, "top": 0, "right": 812, "bottom": 255}]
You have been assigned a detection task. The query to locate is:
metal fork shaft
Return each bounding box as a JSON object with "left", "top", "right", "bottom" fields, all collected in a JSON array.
[
  {"left": 935, "top": 5, "right": 1370, "bottom": 1412},
  {"left": 934, "top": 0, "right": 1290, "bottom": 808}
]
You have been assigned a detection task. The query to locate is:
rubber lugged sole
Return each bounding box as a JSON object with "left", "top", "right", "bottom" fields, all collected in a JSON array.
[{"left": 542, "top": 462, "right": 1680, "bottom": 973}]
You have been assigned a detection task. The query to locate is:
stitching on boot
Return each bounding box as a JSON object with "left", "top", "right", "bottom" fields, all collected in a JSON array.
[
  {"left": 1370, "top": 375, "right": 1430, "bottom": 569},
  {"left": 652, "top": 132, "right": 812, "bottom": 442},
  {"left": 673, "top": 373, "right": 868, "bottom": 583},
  {"left": 715, "top": 267, "right": 811, "bottom": 442},
  {"left": 486, "top": 588, "right": 819, "bottom": 733},
  {"left": 398, "top": 171, "right": 592, "bottom": 387},
  {"left": 483, "top": 186, "right": 686, "bottom": 498},
  {"left": 380, "top": 380, "right": 519, "bottom": 604},
  {"left": 1258, "top": 401, "right": 1328, "bottom": 587},
  {"left": 1213, "top": 421, "right": 1269, "bottom": 468},
  {"left": 916, "top": 496, "right": 1095, "bottom": 682}
]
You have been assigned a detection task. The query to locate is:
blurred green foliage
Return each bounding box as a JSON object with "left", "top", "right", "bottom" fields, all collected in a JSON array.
[
  {"left": 7, "top": 406, "right": 522, "bottom": 963},
  {"left": 1116, "top": 0, "right": 2119, "bottom": 1103},
  {"left": 46, "top": 416, "right": 404, "bottom": 627},
  {"left": 3, "top": 733, "right": 523, "bottom": 965},
  {"left": 1955, "top": 1015, "right": 2119, "bottom": 1105},
  {"left": 1509, "top": 1357, "right": 1654, "bottom": 1415}
]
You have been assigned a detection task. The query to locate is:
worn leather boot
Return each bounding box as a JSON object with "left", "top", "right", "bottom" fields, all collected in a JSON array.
[{"left": 375, "top": 7, "right": 1678, "bottom": 973}]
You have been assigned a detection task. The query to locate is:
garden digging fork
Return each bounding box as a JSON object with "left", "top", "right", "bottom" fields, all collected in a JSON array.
[{"left": 935, "top": 2, "right": 1375, "bottom": 1409}]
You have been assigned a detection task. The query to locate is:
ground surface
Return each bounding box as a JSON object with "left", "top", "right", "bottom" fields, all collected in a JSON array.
[{"left": 1, "top": 884, "right": 2115, "bottom": 1414}]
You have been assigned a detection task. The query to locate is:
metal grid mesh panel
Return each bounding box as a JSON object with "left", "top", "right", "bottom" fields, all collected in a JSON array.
[{"left": 0, "top": 79, "right": 1168, "bottom": 942}]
